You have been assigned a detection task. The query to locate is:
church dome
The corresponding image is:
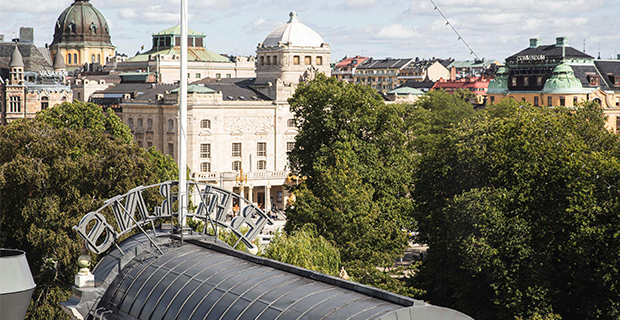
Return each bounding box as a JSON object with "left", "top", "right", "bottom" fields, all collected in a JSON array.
[
  {"left": 262, "top": 12, "right": 325, "bottom": 48},
  {"left": 51, "top": 0, "right": 113, "bottom": 47}
]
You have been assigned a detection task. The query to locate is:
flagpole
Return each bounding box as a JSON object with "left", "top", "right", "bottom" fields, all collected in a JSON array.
[{"left": 179, "top": 0, "right": 188, "bottom": 231}]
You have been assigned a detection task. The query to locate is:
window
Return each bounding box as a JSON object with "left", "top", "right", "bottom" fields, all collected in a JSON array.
[
  {"left": 490, "top": 96, "right": 495, "bottom": 104},
  {"left": 137, "top": 141, "right": 143, "bottom": 148},
  {"left": 201, "top": 162, "right": 211, "bottom": 172},
  {"left": 257, "top": 142, "right": 266, "bottom": 157},
  {"left": 138, "top": 118, "right": 143, "bottom": 128},
  {"left": 316, "top": 56, "right": 323, "bottom": 65},
  {"left": 77, "top": 92, "right": 81, "bottom": 100},
  {"left": 616, "top": 76, "right": 620, "bottom": 85},
  {"left": 548, "top": 96, "right": 553, "bottom": 107},
  {"left": 260, "top": 56, "right": 264, "bottom": 65},
  {"left": 232, "top": 143, "right": 242, "bottom": 157},
  {"left": 287, "top": 141, "right": 295, "bottom": 152},
  {"left": 232, "top": 160, "right": 242, "bottom": 171},
  {"left": 524, "top": 77, "right": 530, "bottom": 86},
  {"left": 167, "top": 143, "right": 174, "bottom": 156},
  {"left": 273, "top": 56, "right": 277, "bottom": 65},
  {"left": 201, "top": 119, "right": 211, "bottom": 129},
  {"left": 68, "top": 54, "right": 72, "bottom": 64},
  {"left": 304, "top": 56, "right": 311, "bottom": 65},
  {"left": 97, "top": 54, "right": 101, "bottom": 63},
  {"left": 168, "top": 119, "right": 174, "bottom": 131},
  {"left": 257, "top": 160, "right": 266, "bottom": 170},
  {"left": 216, "top": 73, "right": 221, "bottom": 79},
  {"left": 226, "top": 74, "right": 231, "bottom": 78},
  {"left": 128, "top": 118, "right": 134, "bottom": 129},
  {"left": 92, "top": 54, "right": 96, "bottom": 63},
  {"left": 589, "top": 75, "right": 600, "bottom": 86},
  {"left": 511, "top": 77, "right": 517, "bottom": 86},
  {"left": 74, "top": 54, "right": 77, "bottom": 64},
  {"left": 41, "top": 96, "right": 49, "bottom": 110},
  {"left": 196, "top": 73, "right": 201, "bottom": 79},
  {"left": 534, "top": 96, "right": 539, "bottom": 106},
  {"left": 617, "top": 117, "right": 620, "bottom": 132},
  {"left": 147, "top": 141, "right": 153, "bottom": 148},
  {"left": 575, "top": 97, "right": 579, "bottom": 106},
  {"left": 9, "top": 96, "right": 21, "bottom": 113},
  {"left": 293, "top": 56, "right": 300, "bottom": 65},
  {"left": 147, "top": 118, "right": 153, "bottom": 130},
  {"left": 287, "top": 119, "right": 296, "bottom": 128},
  {"left": 200, "top": 143, "right": 211, "bottom": 159},
  {"left": 560, "top": 97, "right": 565, "bottom": 106},
  {"left": 266, "top": 56, "right": 271, "bottom": 65}
]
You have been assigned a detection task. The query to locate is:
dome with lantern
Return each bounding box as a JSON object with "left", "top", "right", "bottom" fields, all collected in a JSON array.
[{"left": 261, "top": 12, "right": 326, "bottom": 48}]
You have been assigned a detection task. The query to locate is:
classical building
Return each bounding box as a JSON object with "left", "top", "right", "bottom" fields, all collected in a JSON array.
[
  {"left": 50, "top": 0, "right": 116, "bottom": 71},
  {"left": 488, "top": 37, "right": 620, "bottom": 131},
  {"left": 332, "top": 55, "right": 368, "bottom": 83},
  {"left": 353, "top": 58, "right": 413, "bottom": 93},
  {"left": 97, "top": 12, "right": 330, "bottom": 211},
  {"left": 114, "top": 26, "right": 255, "bottom": 84},
  {"left": 1, "top": 41, "right": 72, "bottom": 124}
]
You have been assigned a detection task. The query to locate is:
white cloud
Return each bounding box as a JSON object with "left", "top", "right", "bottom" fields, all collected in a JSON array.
[
  {"left": 345, "top": 0, "right": 379, "bottom": 8},
  {"left": 247, "top": 17, "right": 281, "bottom": 34},
  {"left": 194, "top": 0, "right": 232, "bottom": 10},
  {"left": 372, "top": 24, "right": 420, "bottom": 40}
]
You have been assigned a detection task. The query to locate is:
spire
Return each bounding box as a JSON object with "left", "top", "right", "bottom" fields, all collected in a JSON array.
[
  {"left": 9, "top": 45, "right": 24, "bottom": 68},
  {"left": 53, "top": 49, "right": 66, "bottom": 70}
]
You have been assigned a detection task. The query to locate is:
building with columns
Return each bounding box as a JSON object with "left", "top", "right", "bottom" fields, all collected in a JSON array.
[
  {"left": 49, "top": 0, "right": 116, "bottom": 71},
  {"left": 102, "top": 12, "right": 329, "bottom": 211}
]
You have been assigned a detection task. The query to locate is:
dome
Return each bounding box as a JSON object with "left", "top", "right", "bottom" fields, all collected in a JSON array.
[
  {"left": 262, "top": 12, "right": 325, "bottom": 48},
  {"left": 51, "top": 0, "right": 113, "bottom": 47},
  {"left": 488, "top": 66, "right": 509, "bottom": 94},
  {"left": 542, "top": 63, "right": 583, "bottom": 93}
]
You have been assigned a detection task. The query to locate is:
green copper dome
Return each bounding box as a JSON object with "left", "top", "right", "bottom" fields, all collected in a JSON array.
[
  {"left": 487, "top": 66, "right": 509, "bottom": 94},
  {"left": 542, "top": 63, "right": 583, "bottom": 93},
  {"left": 51, "top": 0, "right": 113, "bottom": 47}
]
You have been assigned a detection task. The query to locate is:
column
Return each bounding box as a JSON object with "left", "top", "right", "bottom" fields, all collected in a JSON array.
[
  {"left": 265, "top": 184, "right": 271, "bottom": 213},
  {"left": 248, "top": 186, "right": 253, "bottom": 204}
]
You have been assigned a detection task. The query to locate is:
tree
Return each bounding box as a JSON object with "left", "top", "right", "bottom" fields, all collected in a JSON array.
[
  {"left": 0, "top": 102, "right": 177, "bottom": 319},
  {"left": 411, "top": 100, "right": 620, "bottom": 320},
  {"left": 262, "top": 224, "right": 341, "bottom": 276}
]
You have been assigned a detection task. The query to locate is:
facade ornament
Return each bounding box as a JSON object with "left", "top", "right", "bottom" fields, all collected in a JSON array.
[{"left": 301, "top": 65, "right": 319, "bottom": 82}]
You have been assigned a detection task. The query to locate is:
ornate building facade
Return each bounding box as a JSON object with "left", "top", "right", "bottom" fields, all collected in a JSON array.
[
  {"left": 1, "top": 42, "right": 72, "bottom": 124},
  {"left": 100, "top": 12, "right": 329, "bottom": 211},
  {"left": 50, "top": 0, "right": 116, "bottom": 71}
]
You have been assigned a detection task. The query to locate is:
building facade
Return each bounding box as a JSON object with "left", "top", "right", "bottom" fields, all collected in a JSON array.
[
  {"left": 397, "top": 58, "right": 452, "bottom": 84},
  {"left": 488, "top": 37, "right": 620, "bottom": 131},
  {"left": 1, "top": 42, "right": 72, "bottom": 124},
  {"left": 353, "top": 58, "right": 413, "bottom": 93},
  {"left": 50, "top": 0, "right": 116, "bottom": 71},
  {"left": 114, "top": 26, "right": 256, "bottom": 84},
  {"left": 332, "top": 55, "right": 369, "bottom": 83},
  {"left": 104, "top": 12, "right": 329, "bottom": 211}
]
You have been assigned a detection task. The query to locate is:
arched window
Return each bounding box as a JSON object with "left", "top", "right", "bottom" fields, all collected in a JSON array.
[
  {"left": 92, "top": 54, "right": 96, "bottom": 63},
  {"left": 260, "top": 56, "right": 264, "bottom": 65},
  {"left": 201, "top": 162, "right": 211, "bottom": 172},
  {"left": 137, "top": 118, "right": 143, "bottom": 128},
  {"left": 201, "top": 119, "right": 211, "bottom": 129},
  {"left": 273, "top": 56, "right": 278, "bottom": 65},
  {"left": 266, "top": 56, "right": 271, "bottom": 65},
  {"left": 68, "top": 54, "right": 72, "bottom": 64},
  {"left": 128, "top": 118, "right": 134, "bottom": 129},
  {"left": 168, "top": 119, "right": 174, "bottom": 132},
  {"left": 74, "top": 54, "right": 77, "bottom": 64},
  {"left": 97, "top": 54, "right": 101, "bottom": 63},
  {"left": 287, "top": 119, "right": 296, "bottom": 128},
  {"left": 147, "top": 118, "right": 153, "bottom": 130}
]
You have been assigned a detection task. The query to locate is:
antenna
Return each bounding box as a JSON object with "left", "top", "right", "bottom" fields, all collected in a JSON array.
[{"left": 429, "top": 0, "right": 480, "bottom": 60}]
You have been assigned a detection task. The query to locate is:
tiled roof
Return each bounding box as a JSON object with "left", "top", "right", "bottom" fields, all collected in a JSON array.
[
  {"left": 572, "top": 65, "right": 610, "bottom": 90},
  {"left": 192, "top": 77, "right": 272, "bottom": 101},
  {"left": 126, "top": 47, "right": 231, "bottom": 63},
  {"left": 335, "top": 56, "right": 368, "bottom": 69},
  {"left": 357, "top": 58, "right": 413, "bottom": 70}
]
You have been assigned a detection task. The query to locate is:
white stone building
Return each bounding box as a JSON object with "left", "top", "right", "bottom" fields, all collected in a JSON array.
[{"left": 106, "top": 12, "right": 330, "bottom": 211}]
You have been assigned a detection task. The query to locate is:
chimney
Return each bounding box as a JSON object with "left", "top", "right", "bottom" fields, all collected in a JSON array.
[
  {"left": 19, "top": 27, "right": 34, "bottom": 44},
  {"left": 555, "top": 37, "right": 569, "bottom": 47},
  {"left": 529, "top": 38, "right": 542, "bottom": 48},
  {"left": 450, "top": 66, "right": 456, "bottom": 81}
]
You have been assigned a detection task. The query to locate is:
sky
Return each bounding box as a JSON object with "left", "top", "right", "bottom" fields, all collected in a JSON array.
[{"left": 1, "top": 0, "right": 620, "bottom": 63}]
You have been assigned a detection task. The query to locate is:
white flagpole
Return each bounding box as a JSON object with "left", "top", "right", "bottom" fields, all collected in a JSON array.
[{"left": 179, "top": 0, "right": 188, "bottom": 230}]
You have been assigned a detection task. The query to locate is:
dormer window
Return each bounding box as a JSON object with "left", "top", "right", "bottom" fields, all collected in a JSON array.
[
  {"left": 68, "top": 23, "right": 77, "bottom": 33},
  {"left": 589, "top": 75, "right": 600, "bottom": 86}
]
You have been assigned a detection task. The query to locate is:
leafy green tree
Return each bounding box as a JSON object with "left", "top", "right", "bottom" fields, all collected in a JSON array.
[
  {"left": 0, "top": 102, "right": 177, "bottom": 319},
  {"left": 412, "top": 100, "right": 620, "bottom": 320},
  {"left": 263, "top": 224, "right": 341, "bottom": 276}
]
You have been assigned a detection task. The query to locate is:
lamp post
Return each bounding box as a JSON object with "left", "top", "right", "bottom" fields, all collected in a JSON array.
[
  {"left": 236, "top": 169, "right": 248, "bottom": 199},
  {"left": 178, "top": 0, "right": 188, "bottom": 230}
]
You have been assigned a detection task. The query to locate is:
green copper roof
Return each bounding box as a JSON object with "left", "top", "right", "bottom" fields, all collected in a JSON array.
[
  {"left": 153, "top": 25, "right": 205, "bottom": 37},
  {"left": 127, "top": 47, "right": 232, "bottom": 63},
  {"left": 172, "top": 84, "right": 216, "bottom": 94},
  {"left": 388, "top": 86, "right": 425, "bottom": 95},
  {"left": 487, "top": 66, "right": 509, "bottom": 94},
  {"left": 542, "top": 63, "right": 585, "bottom": 93}
]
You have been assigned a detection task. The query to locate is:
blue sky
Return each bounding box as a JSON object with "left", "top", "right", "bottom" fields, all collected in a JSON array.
[{"left": 1, "top": 0, "right": 620, "bottom": 63}]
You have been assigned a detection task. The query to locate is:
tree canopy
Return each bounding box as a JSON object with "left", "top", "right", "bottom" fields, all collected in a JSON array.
[
  {"left": 412, "top": 100, "right": 620, "bottom": 320},
  {"left": 0, "top": 101, "right": 177, "bottom": 319}
]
